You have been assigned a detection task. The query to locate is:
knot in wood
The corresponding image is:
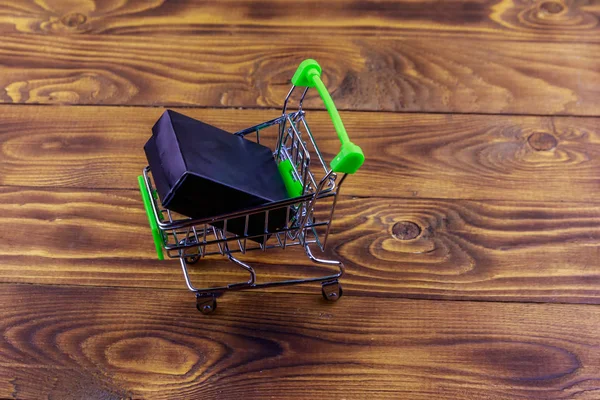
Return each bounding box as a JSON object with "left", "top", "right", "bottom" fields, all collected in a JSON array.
[
  {"left": 528, "top": 132, "right": 558, "bottom": 151},
  {"left": 61, "top": 13, "right": 87, "bottom": 28},
  {"left": 392, "top": 221, "right": 421, "bottom": 240},
  {"left": 539, "top": 1, "right": 565, "bottom": 14}
]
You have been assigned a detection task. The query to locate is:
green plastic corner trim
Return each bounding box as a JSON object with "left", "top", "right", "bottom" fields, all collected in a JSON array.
[
  {"left": 278, "top": 158, "right": 304, "bottom": 198},
  {"left": 138, "top": 175, "right": 164, "bottom": 260},
  {"left": 291, "top": 59, "right": 365, "bottom": 174}
]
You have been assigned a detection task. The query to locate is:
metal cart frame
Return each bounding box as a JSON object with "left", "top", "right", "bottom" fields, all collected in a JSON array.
[{"left": 138, "top": 59, "right": 364, "bottom": 313}]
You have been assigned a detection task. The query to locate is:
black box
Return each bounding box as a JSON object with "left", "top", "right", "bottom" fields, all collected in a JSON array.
[{"left": 144, "top": 110, "right": 289, "bottom": 242}]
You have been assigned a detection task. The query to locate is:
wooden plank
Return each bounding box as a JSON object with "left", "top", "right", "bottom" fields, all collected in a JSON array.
[
  {"left": 2, "top": 283, "right": 600, "bottom": 399},
  {"left": 0, "top": 0, "right": 599, "bottom": 43},
  {"left": 0, "top": 105, "right": 598, "bottom": 202},
  {"left": 0, "top": 34, "right": 598, "bottom": 114},
  {"left": 1, "top": 187, "right": 599, "bottom": 303}
]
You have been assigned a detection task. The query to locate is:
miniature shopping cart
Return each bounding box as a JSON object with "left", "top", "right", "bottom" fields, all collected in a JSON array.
[{"left": 138, "top": 59, "right": 364, "bottom": 313}]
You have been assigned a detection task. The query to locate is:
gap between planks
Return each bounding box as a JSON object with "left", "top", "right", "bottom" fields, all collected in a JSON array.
[
  {"left": 0, "top": 102, "right": 599, "bottom": 119},
  {"left": 3, "top": 280, "right": 600, "bottom": 308}
]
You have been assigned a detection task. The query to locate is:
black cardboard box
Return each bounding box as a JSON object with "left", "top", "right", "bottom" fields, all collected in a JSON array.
[{"left": 144, "top": 110, "right": 289, "bottom": 241}]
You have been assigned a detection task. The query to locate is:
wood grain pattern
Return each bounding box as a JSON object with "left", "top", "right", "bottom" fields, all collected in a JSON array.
[
  {"left": 0, "top": 0, "right": 598, "bottom": 42},
  {"left": 0, "top": 34, "right": 597, "bottom": 114},
  {"left": 0, "top": 0, "right": 598, "bottom": 398},
  {"left": 2, "top": 283, "right": 600, "bottom": 400},
  {"left": 0, "top": 105, "right": 598, "bottom": 202},
  {"left": 1, "top": 187, "right": 598, "bottom": 303}
]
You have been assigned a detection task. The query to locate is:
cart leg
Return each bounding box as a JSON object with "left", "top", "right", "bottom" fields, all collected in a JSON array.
[
  {"left": 321, "top": 280, "right": 343, "bottom": 301},
  {"left": 196, "top": 293, "right": 217, "bottom": 314}
]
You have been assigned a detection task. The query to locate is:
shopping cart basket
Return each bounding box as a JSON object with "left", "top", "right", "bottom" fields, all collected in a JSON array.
[{"left": 138, "top": 59, "right": 364, "bottom": 313}]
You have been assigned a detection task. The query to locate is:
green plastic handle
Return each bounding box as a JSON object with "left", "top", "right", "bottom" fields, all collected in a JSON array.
[
  {"left": 291, "top": 59, "right": 364, "bottom": 174},
  {"left": 138, "top": 175, "right": 164, "bottom": 260}
]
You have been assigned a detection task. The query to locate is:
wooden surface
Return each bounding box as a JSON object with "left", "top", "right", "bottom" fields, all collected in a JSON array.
[
  {"left": 0, "top": 34, "right": 598, "bottom": 114},
  {"left": 1, "top": 1, "right": 599, "bottom": 399},
  {"left": 4, "top": 284, "right": 600, "bottom": 400}
]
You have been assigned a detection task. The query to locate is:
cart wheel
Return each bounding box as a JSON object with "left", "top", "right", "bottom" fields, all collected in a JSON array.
[
  {"left": 185, "top": 255, "right": 200, "bottom": 264},
  {"left": 321, "top": 281, "right": 343, "bottom": 302},
  {"left": 196, "top": 294, "right": 217, "bottom": 314}
]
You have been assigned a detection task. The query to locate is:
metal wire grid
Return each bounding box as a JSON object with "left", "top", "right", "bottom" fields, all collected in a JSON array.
[{"left": 141, "top": 106, "right": 341, "bottom": 262}]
